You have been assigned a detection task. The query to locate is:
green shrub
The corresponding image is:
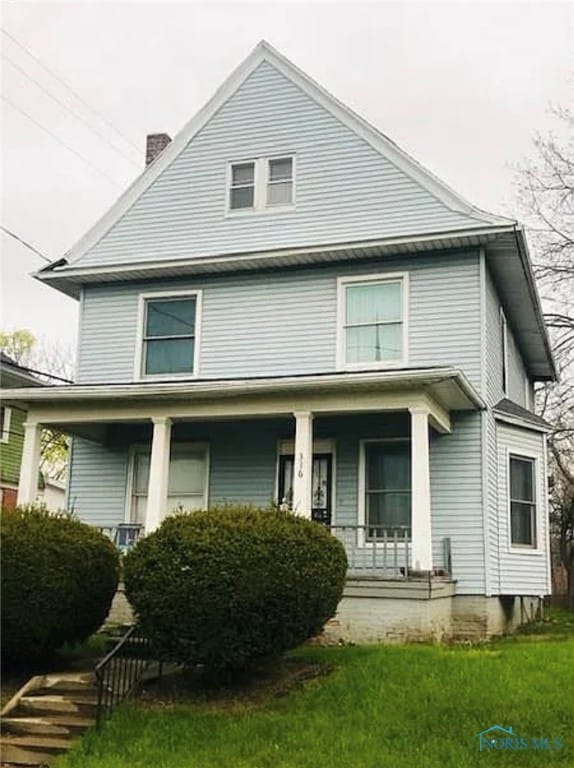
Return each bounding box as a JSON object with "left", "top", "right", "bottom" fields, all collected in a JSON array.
[
  {"left": 1, "top": 505, "right": 120, "bottom": 665},
  {"left": 124, "top": 505, "right": 347, "bottom": 671}
]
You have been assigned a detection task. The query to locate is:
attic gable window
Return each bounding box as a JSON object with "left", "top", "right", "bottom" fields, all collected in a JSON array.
[
  {"left": 229, "top": 162, "right": 255, "bottom": 210},
  {"left": 267, "top": 157, "right": 293, "bottom": 206},
  {"left": 227, "top": 156, "right": 295, "bottom": 213}
]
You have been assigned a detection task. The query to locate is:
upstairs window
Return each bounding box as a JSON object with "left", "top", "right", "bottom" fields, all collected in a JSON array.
[
  {"left": 338, "top": 274, "right": 407, "bottom": 368},
  {"left": 228, "top": 156, "right": 295, "bottom": 213},
  {"left": 267, "top": 157, "right": 293, "bottom": 206},
  {"left": 229, "top": 162, "right": 255, "bottom": 210},
  {"left": 509, "top": 454, "right": 537, "bottom": 547},
  {"left": 139, "top": 293, "right": 200, "bottom": 378}
]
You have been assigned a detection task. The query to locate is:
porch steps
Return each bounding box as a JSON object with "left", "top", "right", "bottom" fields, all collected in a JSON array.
[{"left": 1, "top": 673, "right": 97, "bottom": 766}]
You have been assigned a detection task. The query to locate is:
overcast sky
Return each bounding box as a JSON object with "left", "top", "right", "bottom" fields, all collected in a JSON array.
[{"left": 1, "top": 0, "right": 572, "bottom": 366}]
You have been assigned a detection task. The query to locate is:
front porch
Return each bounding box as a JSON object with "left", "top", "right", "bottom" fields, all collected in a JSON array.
[{"left": 7, "top": 368, "right": 484, "bottom": 580}]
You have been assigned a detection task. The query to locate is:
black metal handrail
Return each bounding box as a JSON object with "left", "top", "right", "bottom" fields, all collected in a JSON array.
[{"left": 94, "top": 625, "right": 161, "bottom": 726}]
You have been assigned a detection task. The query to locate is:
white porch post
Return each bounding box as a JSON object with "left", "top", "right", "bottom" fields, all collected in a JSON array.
[
  {"left": 145, "top": 416, "right": 172, "bottom": 533},
  {"left": 17, "top": 421, "right": 43, "bottom": 506},
  {"left": 292, "top": 411, "right": 314, "bottom": 518},
  {"left": 410, "top": 408, "right": 433, "bottom": 572}
]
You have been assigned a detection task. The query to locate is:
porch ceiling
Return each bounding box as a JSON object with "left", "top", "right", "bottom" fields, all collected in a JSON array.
[{"left": 2, "top": 367, "right": 482, "bottom": 437}]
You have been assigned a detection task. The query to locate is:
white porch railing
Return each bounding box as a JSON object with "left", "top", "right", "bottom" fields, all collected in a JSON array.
[{"left": 96, "top": 523, "right": 452, "bottom": 579}]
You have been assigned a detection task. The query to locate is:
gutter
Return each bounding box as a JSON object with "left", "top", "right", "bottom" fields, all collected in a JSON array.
[{"left": 0, "top": 367, "right": 486, "bottom": 410}]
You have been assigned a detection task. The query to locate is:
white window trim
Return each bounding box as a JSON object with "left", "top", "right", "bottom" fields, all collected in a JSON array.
[
  {"left": 0, "top": 407, "right": 11, "bottom": 443},
  {"left": 524, "top": 375, "right": 531, "bottom": 410},
  {"left": 225, "top": 155, "right": 296, "bottom": 216},
  {"left": 134, "top": 289, "right": 202, "bottom": 381},
  {"left": 506, "top": 448, "right": 543, "bottom": 554},
  {"left": 336, "top": 272, "right": 409, "bottom": 371},
  {"left": 124, "top": 441, "right": 210, "bottom": 524},
  {"left": 274, "top": 438, "right": 336, "bottom": 519},
  {"left": 357, "top": 437, "right": 411, "bottom": 548},
  {"left": 500, "top": 307, "right": 508, "bottom": 397}
]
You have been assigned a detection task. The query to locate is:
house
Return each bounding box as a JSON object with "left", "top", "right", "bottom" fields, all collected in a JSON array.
[
  {"left": 0, "top": 352, "right": 43, "bottom": 507},
  {"left": 2, "top": 42, "right": 555, "bottom": 641}
]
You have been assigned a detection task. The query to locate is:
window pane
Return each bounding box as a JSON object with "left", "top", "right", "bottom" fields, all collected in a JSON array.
[
  {"left": 169, "top": 453, "right": 206, "bottom": 495},
  {"left": 366, "top": 442, "right": 411, "bottom": 491},
  {"left": 346, "top": 323, "right": 402, "bottom": 363},
  {"left": 511, "top": 501, "right": 535, "bottom": 545},
  {"left": 367, "top": 492, "right": 411, "bottom": 532},
  {"left": 346, "top": 282, "right": 401, "bottom": 325},
  {"left": 145, "top": 338, "right": 194, "bottom": 375},
  {"left": 146, "top": 298, "right": 195, "bottom": 338},
  {"left": 167, "top": 494, "right": 205, "bottom": 513},
  {"left": 134, "top": 452, "right": 150, "bottom": 494},
  {"left": 510, "top": 457, "right": 534, "bottom": 501},
  {"left": 232, "top": 162, "right": 254, "bottom": 185},
  {"left": 269, "top": 158, "right": 292, "bottom": 182},
  {"left": 230, "top": 186, "right": 254, "bottom": 209},
  {"left": 267, "top": 181, "right": 292, "bottom": 206}
]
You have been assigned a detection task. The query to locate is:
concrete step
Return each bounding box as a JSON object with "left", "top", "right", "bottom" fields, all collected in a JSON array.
[
  {"left": 17, "top": 695, "right": 96, "bottom": 718},
  {"left": 0, "top": 733, "right": 72, "bottom": 766},
  {"left": 31, "top": 672, "right": 96, "bottom": 696},
  {"left": 2, "top": 713, "right": 94, "bottom": 738}
]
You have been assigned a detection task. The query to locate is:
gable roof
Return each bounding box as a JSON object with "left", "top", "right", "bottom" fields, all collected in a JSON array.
[
  {"left": 34, "top": 41, "right": 556, "bottom": 381},
  {"left": 43, "top": 40, "right": 512, "bottom": 272}
]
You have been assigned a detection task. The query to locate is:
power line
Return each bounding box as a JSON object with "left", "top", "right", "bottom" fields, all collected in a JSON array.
[
  {"left": 3, "top": 54, "right": 141, "bottom": 169},
  {"left": 1, "top": 94, "right": 124, "bottom": 189},
  {"left": 0, "top": 224, "right": 51, "bottom": 263},
  {"left": 0, "top": 27, "right": 143, "bottom": 158}
]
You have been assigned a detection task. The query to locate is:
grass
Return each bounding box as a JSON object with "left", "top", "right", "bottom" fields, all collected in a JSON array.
[{"left": 56, "top": 610, "right": 574, "bottom": 768}]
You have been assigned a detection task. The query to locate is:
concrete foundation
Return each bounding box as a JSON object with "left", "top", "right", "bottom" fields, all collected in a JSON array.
[
  {"left": 105, "top": 578, "right": 543, "bottom": 643},
  {"left": 322, "top": 577, "right": 543, "bottom": 644}
]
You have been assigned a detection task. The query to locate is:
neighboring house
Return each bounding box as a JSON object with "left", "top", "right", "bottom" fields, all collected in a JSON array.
[
  {"left": 3, "top": 42, "right": 556, "bottom": 641},
  {"left": 0, "top": 352, "right": 43, "bottom": 507}
]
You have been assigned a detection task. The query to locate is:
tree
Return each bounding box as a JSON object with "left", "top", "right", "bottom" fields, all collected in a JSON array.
[
  {"left": 517, "top": 104, "right": 574, "bottom": 606},
  {"left": 0, "top": 329, "right": 73, "bottom": 481}
]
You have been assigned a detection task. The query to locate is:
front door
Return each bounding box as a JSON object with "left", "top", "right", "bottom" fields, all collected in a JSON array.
[{"left": 278, "top": 453, "right": 333, "bottom": 526}]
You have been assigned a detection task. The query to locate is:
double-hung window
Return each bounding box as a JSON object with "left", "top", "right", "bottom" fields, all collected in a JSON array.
[
  {"left": 338, "top": 274, "right": 407, "bottom": 368},
  {"left": 509, "top": 454, "right": 537, "bottom": 547},
  {"left": 266, "top": 157, "right": 293, "bottom": 206},
  {"left": 363, "top": 440, "right": 411, "bottom": 539},
  {"left": 228, "top": 156, "right": 295, "bottom": 212},
  {"left": 229, "top": 162, "right": 255, "bottom": 210},
  {"left": 139, "top": 293, "right": 199, "bottom": 377},
  {"left": 130, "top": 444, "right": 209, "bottom": 525}
]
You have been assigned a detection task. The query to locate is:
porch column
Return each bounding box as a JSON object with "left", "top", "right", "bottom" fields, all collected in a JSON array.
[
  {"left": 410, "top": 408, "right": 433, "bottom": 572},
  {"left": 292, "top": 411, "right": 313, "bottom": 518},
  {"left": 145, "top": 416, "right": 172, "bottom": 533},
  {"left": 17, "top": 421, "right": 43, "bottom": 506}
]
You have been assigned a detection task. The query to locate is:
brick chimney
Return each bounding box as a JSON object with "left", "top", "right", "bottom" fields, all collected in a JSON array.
[{"left": 145, "top": 133, "right": 172, "bottom": 166}]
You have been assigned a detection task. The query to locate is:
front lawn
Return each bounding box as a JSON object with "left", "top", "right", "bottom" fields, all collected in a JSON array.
[{"left": 57, "top": 611, "right": 574, "bottom": 768}]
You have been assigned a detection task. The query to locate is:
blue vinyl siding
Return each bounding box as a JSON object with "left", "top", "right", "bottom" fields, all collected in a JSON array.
[
  {"left": 77, "top": 251, "right": 482, "bottom": 389},
  {"left": 77, "top": 61, "right": 480, "bottom": 270},
  {"left": 484, "top": 265, "right": 528, "bottom": 409},
  {"left": 430, "top": 412, "right": 485, "bottom": 594},
  {"left": 67, "top": 438, "right": 129, "bottom": 526}
]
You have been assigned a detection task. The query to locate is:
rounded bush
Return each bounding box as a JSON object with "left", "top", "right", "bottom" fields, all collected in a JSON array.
[
  {"left": 1, "top": 506, "right": 120, "bottom": 665},
  {"left": 124, "top": 506, "right": 347, "bottom": 671}
]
